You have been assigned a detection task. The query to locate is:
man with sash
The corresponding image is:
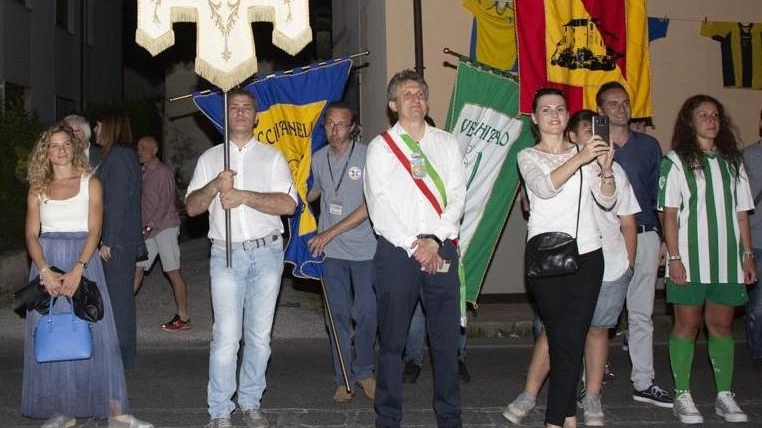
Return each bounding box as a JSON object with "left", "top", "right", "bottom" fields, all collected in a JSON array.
[
  {"left": 364, "top": 69, "right": 466, "bottom": 428},
  {"left": 307, "top": 102, "right": 378, "bottom": 403}
]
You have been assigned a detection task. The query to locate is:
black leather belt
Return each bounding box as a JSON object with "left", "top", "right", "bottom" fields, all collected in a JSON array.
[
  {"left": 637, "top": 225, "right": 657, "bottom": 234},
  {"left": 211, "top": 234, "right": 279, "bottom": 250}
]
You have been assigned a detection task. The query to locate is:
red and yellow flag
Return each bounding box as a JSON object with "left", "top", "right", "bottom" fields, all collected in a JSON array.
[{"left": 516, "top": 0, "right": 652, "bottom": 117}]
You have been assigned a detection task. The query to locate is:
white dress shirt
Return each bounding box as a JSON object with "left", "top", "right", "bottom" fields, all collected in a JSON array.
[
  {"left": 186, "top": 138, "right": 297, "bottom": 242},
  {"left": 364, "top": 122, "right": 466, "bottom": 255}
]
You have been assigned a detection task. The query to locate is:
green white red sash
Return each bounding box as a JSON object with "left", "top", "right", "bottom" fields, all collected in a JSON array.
[{"left": 380, "top": 131, "right": 447, "bottom": 215}]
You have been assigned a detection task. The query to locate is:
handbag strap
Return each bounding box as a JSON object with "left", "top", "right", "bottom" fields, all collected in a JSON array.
[
  {"left": 47, "top": 296, "right": 74, "bottom": 318},
  {"left": 573, "top": 145, "right": 582, "bottom": 239}
]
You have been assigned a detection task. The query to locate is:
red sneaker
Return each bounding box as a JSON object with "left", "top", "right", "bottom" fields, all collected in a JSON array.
[{"left": 161, "top": 314, "right": 190, "bottom": 331}]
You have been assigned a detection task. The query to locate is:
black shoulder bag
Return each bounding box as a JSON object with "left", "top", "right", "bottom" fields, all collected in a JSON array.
[{"left": 525, "top": 157, "right": 583, "bottom": 279}]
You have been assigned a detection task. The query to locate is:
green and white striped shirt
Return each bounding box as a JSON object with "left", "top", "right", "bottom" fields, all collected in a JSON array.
[{"left": 658, "top": 151, "right": 753, "bottom": 285}]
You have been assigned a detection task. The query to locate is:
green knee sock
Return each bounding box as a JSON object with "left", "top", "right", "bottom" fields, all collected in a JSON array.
[
  {"left": 708, "top": 335, "right": 734, "bottom": 392},
  {"left": 669, "top": 335, "right": 695, "bottom": 394}
]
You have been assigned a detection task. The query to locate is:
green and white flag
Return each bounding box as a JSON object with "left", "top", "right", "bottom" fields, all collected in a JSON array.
[{"left": 445, "top": 62, "right": 534, "bottom": 305}]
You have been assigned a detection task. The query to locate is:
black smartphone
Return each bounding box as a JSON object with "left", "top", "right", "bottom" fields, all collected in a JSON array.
[{"left": 592, "top": 115, "right": 610, "bottom": 146}]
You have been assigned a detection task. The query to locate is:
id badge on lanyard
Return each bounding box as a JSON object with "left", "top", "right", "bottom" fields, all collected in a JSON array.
[{"left": 329, "top": 201, "right": 343, "bottom": 216}]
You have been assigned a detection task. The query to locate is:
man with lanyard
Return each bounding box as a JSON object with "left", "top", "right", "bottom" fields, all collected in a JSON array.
[
  {"left": 307, "top": 101, "right": 378, "bottom": 403},
  {"left": 596, "top": 81, "right": 673, "bottom": 408},
  {"left": 364, "top": 69, "right": 466, "bottom": 428},
  {"left": 185, "top": 88, "right": 297, "bottom": 428}
]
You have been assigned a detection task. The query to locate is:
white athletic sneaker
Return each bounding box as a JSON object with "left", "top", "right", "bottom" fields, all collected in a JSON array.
[
  {"left": 502, "top": 392, "right": 536, "bottom": 424},
  {"left": 715, "top": 391, "right": 748, "bottom": 423},
  {"left": 582, "top": 394, "right": 604, "bottom": 426},
  {"left": 673, "top": 392, "right": 703, "bottom": 424}
]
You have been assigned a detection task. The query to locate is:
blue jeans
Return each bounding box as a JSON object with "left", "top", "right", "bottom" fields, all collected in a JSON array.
[
  {"left": 323, "top": 257, "right": 376, "bottom": 384},
  {"left": 207, "top": 240, "right": 284, "bottom": 419},
  {"left": 404, "top": 301, "right": 467, "bottom": 366},
  {"left": 746, "top": 248, "right": 762, "bottom": 360}
]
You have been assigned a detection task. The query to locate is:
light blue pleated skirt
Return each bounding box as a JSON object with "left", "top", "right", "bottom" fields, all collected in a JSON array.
[{"left": 22, "top": 232, "right": 130, "bottom": 419}]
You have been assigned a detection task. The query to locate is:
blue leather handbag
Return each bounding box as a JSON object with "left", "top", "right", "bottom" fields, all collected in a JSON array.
[{"left": 34, "top": 297, "right": 93, "bottom": 363}]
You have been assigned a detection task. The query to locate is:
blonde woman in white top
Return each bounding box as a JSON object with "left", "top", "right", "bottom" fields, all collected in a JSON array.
[{"left": 23, "top": 123, "right": 152, "bottom": 428}]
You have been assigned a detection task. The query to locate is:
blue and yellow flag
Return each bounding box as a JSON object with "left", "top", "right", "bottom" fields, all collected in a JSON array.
[{"left": 192, "top": 58, "right": 352, "bottom": 279}]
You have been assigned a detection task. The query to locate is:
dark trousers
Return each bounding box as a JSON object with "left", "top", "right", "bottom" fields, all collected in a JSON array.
[
  {"left": 103, "top": 243, "right": 137, "bottom": 371},
  {"left": 527, "top": 249, "right": 603, "bottom": 426},
  {"left": 373, "top": 237, "right": 462, "bottom": 428}
]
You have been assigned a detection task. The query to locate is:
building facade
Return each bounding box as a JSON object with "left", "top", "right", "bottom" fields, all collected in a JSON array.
[{"left": 0, "top": 0, "right": 123, "bottom": 124}]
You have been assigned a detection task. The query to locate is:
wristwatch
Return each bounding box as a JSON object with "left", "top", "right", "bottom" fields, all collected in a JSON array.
[
  {"left": 76, "top": 260, "right": 88, "bottom": 269},
  {"left": 416, "top": 234, "right": 442, "bottom": 247}
]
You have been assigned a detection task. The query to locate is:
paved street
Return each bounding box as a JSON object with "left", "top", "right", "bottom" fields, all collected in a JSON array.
[{"left": 1, "top": 238, "right": 759, "bottom": 427}]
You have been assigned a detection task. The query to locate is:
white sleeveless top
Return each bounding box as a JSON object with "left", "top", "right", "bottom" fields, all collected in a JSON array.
[{"left": 40, "top": 175, "right": 90, "bottom": 233}]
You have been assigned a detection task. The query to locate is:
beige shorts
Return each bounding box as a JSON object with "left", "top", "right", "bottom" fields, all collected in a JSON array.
[{"left": 136, "top": 226, "right": 181, "bottom": 272}]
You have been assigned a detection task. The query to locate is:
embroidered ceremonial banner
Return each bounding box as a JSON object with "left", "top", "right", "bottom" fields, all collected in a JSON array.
[
  {"left": 193, "top": 59, "right": 352, "bottom": 278},
  {"left": 516, "top": 0, "right": 652, "bottom": 118},
  {"left": 136, "top": 0, "right": 312, "bottom": 91},
  {"left": 463, "top": 0, "right": 517, "bottom": 71},
  {"left": 444, "top": 62, "right": 534, "bottom": 305}
]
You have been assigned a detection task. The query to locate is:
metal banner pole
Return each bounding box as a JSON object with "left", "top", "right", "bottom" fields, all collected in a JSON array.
[
  {"left": 320, "top": 279, "right": 352, "bottom": 394},
  {"left": 223, "top": 91, "right": 232, "bottom": 267},
  {"left": 413, "top": 0, "right": 424, "bottom": 76}
]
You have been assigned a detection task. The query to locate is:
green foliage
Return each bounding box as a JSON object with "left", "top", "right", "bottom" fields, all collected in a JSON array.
[{"left": 0, "top": 101, "right": 44, "bottom": 252}]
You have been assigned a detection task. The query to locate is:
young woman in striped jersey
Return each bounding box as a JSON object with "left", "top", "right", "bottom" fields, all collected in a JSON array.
[{"left": 658, "top": 94, "right": 758, "bottom": 424}]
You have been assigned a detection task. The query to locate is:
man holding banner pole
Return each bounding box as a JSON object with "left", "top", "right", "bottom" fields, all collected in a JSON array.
[
  {"left": 185, "top": 89, "right": 297, "bottom": 428},
  {"left": 365, "top": 69, "right": 466, "bottom": 428},
  {"left": 307, "top": 102, "right": 378, "bottom": 403}
]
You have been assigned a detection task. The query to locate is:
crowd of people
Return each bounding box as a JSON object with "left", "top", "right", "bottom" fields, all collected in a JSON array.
[{"left": 20, "top": 69, "right": 761, "bottom": 428}]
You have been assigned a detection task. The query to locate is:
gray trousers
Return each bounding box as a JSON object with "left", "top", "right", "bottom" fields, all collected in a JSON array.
[{"left": 626, "top": 231, "right": 660, "bottom": 391}]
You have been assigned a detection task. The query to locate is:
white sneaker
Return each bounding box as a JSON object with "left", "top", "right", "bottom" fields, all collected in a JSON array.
[
  {"left": 502, "top": 392, "right": 536, "bottom": 424},
  {"left": 41, "top": 413, "right": 75, "bottom": 428},
  {"left": 673, "top": 392, "right": 703, "bottom": 424},
  {"left": 715, "top": 391, "right": 748, "bottom": 423},
  {"left": 582, "top": 394, "right": 605, "bottom": 426}
]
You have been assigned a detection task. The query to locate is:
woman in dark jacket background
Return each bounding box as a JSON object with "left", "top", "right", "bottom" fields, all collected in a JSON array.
[{"left": 95, "top": 109, "right": 144, "bottom": 372}]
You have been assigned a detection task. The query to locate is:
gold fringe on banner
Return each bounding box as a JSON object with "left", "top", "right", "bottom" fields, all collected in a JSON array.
[{"left": 195, "top": 57, "right": 258, "bottom": 93}]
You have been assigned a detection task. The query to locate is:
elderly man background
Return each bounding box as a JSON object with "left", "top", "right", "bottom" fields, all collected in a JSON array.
[
  {"left": 63, "top": 114, "right": 101, "bottom": 167},
  {"left": 133, "top": 135, "right": 191, "bottom": 331}
]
